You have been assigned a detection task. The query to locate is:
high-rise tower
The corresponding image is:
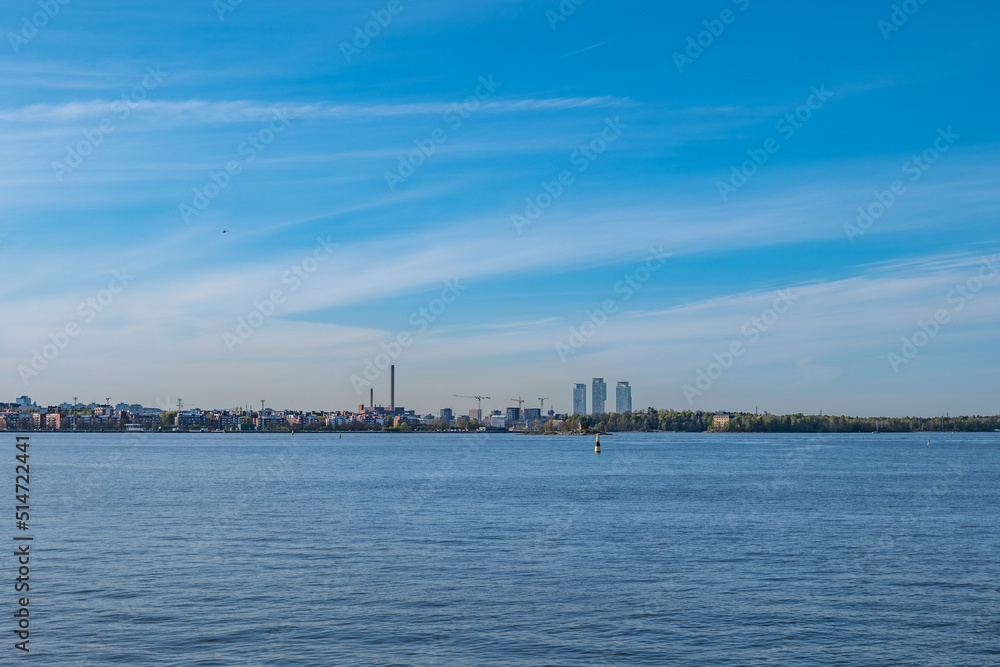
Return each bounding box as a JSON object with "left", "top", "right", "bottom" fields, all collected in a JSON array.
[
  {"left": 616, "top": 381, "right": 632, "bottom": 413},
  {"left": 591, "top": 378, "right": 606, "bottom": 414},
  {"left": 573, "top": 384, "right": 587, "bottom": 415}
]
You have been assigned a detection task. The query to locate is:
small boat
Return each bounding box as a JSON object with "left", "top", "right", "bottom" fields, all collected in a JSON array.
[{"left": 125, "top": 424, "right": 144, "bottom": 433}]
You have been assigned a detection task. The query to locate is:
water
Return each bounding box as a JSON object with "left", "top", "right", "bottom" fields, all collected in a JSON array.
[{"left": 10, "top": 432, "right": 1000, "bottom": 665}]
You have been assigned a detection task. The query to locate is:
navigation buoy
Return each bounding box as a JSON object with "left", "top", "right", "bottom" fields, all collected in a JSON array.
[
  {"left": 339, "top": 432, "right": 342, "bottom": 439},
  {"left": 595, "top": 433, "right": 601, "bottom": 454}
]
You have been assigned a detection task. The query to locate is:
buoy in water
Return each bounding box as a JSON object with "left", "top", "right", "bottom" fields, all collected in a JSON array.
[{"left": 595, "top": 433, "right": 601, "bottom": 454}]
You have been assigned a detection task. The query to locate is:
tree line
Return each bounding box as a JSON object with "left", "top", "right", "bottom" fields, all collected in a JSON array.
[{"left": 551, "top": 410, "right": 1000, "bottom": 433}]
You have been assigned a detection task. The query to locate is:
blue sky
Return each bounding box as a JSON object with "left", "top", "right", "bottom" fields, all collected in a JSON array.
[{"left": 2, "top": 0, "right": 998, "bottom": 416}]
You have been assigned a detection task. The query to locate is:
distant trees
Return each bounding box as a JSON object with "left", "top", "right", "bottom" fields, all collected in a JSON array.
[{"left": 550, "top": 410, "right": 1000, "bottom": 433}]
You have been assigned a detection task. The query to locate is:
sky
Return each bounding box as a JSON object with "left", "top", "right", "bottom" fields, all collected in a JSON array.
[{"left": 1, "top": 0, "right": 998, "bottom": 417}]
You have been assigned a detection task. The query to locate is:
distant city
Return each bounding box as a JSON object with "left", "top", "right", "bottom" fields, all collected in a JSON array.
[
  {"left": 4, "top": 372, "right": 999, "bottom": 434},
  {"left": 0, "top": 373, "right": 637, "bottom": 433}
]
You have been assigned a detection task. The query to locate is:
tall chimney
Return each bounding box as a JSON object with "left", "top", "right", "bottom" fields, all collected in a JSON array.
[
  {"left": 370, "top": 388, "right": 373, "bottom": 408},
  {"left": 390, "top": 365, "right": 395, "bottom": 413}
]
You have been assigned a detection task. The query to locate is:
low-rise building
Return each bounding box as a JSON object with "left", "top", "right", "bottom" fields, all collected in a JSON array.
[
  {"left": 327, "top": 413, "right": 352, "bottom": 428},
  {"left": 393, "top": 414, "right": 421, "bottom": 428},
  {"left": 177, "top": 411, "right": 207, "bottom": 428},
  {"left": 713, "top": 413, "right": 733, "bottom": 430}
]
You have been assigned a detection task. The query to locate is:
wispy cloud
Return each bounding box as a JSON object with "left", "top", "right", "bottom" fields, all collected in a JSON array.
[
  {"left": 0, "top": 96, "right": 630, "bottom": 125},
  {"left": 558, "top": 39, "right": 614, "bottom": 59}
]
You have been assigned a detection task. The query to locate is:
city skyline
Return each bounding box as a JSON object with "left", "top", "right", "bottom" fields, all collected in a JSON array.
[
  {"left": 2, "top": 2, "right": 998, "bottom": 417},
  {"left": 11, "top": 375, "right": 643, "bottom": 417}
]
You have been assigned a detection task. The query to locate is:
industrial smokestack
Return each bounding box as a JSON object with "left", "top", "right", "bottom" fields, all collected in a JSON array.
[
  {"left": 390, "top": 365, "right": 395, "bottom": 413},
  {"left": 370, "top": 388, "right": 373, "bottom": 408}
]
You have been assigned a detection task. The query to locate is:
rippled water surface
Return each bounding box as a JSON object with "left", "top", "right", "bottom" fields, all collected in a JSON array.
[{"left": 14, "top": 432, "right": 1000, "bottom": 665}]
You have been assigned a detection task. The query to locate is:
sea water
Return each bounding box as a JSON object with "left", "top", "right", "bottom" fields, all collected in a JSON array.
[{"left": 12, "top": 432, "right": 1000, "bottom": 665}]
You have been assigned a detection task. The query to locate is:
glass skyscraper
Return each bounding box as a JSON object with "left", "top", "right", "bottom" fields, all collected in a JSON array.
[
  {"left": 592, "top": 378, "right": 606, "bottom": 414},
  {"left": 573, "top": 384, "right": 586, "bottom": 415},
  {"left": 616, "top": 381, "right": 632, "bottom": 413}
]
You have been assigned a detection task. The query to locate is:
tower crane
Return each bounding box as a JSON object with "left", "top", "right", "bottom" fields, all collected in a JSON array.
[
  {"left": 453, "top": 395, "right": 491, "bottom": 421},
  {"left": 538, "top": 397, "right": 550, "bottom": 414}
]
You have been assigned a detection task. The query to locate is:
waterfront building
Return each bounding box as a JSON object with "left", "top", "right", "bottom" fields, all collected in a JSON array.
[
  {"left": 177, "top": 411, "right": 207, "bottom": 428},
  {"left": 592, "top": 378, "right": 607, "bottom": 415},
  {"left": 393, "top": 414, "right": 421, "bottom": 428},
  {"left": 573, "top": 384, "right": 586, "bottom": 415},
  {"left": 616, "top": 381, "right": 632, "bottom": 413},
  {"left": 713, "top": 413, "right": 733, "bottom": 430}
]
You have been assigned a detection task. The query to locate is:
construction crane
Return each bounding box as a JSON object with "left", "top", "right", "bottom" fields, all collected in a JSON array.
[
  {"left": 538, "top": 397, "right": 549, "bottom": 414},
  {"left": 453, "top": 395, "right": 491, "bottom": 421},
  {"left": 510, "top": 397, "right": 526, "bottom": 410}
]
